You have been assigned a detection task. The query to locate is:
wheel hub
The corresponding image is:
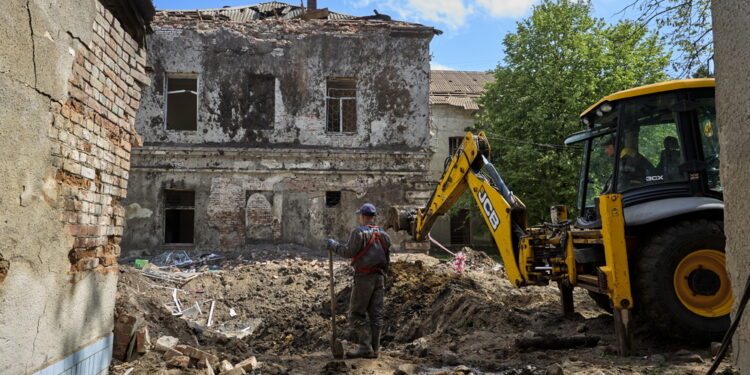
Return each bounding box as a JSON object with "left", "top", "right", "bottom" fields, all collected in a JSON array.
[
  {"left": 673, "top": 249, "right": 733, "bottom": 318},
  {"left": 687, "top": 267, "right": 721, "bottom": 296}
]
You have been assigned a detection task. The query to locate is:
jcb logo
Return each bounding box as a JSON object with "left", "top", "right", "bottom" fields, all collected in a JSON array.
[{"left": 478, "top": 187, "right": 500, "bottom": 230}]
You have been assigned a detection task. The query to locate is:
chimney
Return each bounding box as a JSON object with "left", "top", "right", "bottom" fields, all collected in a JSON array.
[{"left": 308, "top": 0, "right": 316, "bottom": 10}]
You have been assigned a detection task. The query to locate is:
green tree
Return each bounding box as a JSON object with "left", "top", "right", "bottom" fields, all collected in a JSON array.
[
  {"left": 624, "top": 0, "right": 712, "bottom": 77},
  {"left": 473, "top": 0, "right": 670, "bottom": 224}
]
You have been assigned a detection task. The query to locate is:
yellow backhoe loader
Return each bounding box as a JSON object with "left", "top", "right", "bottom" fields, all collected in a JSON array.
[{"left": 387, "top": 78, "right": 728, "bottom": 354}]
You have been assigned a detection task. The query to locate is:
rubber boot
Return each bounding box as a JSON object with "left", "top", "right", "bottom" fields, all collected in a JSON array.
[
  {"left": 370, "top": 327, "right": 381, "bottom": 359},
  {"left": 346, "top": 327, "right": 374, "bottom": 359}
]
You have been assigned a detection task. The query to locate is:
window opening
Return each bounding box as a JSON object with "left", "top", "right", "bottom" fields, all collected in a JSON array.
[
  {"left": 326, "top": 78, "right": 357, "bottom": 133},
  {"left": 166, "top": 75, "right": 198, "bottom": 131},
  {"left": 448, "top": 136, "right": 463, "bottom": 156},
  {"left": 326, "top": 191, "right": 341, "bottom": 207},
  {"left": 164, "top": 189, "right": 195, "bottom": 244}
]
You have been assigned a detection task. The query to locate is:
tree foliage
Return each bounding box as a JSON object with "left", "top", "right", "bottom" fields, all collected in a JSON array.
[
  {"left": 624, "top": 0, "right": 712, "bottom": 77},
  {"left": 470, "top": 0, "right": 670, "bottom": 224}
]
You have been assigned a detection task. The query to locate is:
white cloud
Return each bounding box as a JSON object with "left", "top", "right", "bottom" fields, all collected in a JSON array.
[
  {"left": 475, "top": 0, "right": 536, "bottom": 18},
  {"left": 431, "top": 62, "right": 455, "bottom": 70},
  {"left": 350, "top": 0, "right": 535, "bottom": 29}
]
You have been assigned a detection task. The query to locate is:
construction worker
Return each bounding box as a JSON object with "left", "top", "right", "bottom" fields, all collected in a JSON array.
[{"left": 326, "top": 203, "right": 391, "bottom": 359}]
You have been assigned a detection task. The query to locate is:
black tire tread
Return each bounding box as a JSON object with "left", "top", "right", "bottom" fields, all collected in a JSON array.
[{"left": 634, "top": 219, "right": 727, "bottom": 342}]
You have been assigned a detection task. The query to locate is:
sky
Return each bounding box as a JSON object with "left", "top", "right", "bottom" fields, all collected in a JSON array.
[{"left": 152, "top": 0, "right": 642, "bottom": 72}]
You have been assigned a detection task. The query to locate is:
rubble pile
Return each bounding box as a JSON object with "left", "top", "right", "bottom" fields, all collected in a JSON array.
[{"left": 111, "top": 248, "right": 737, "bottom": 375}]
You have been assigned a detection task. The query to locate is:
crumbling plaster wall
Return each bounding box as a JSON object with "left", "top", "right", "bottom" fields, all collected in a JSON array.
[
  {"left": 712, "top": 1, "right": 750, "bottom": 372},
  {"left": 122, "top": 19, "right": 435, "bottom": 255},
  {"left": 122, "top": 147, "right": 433, "bottom": 253},
  {"left": 0, "top": 0, "right": 148, "bottom": 373},
  {"left": 134, "top": 20, "right": 433, "bottom": 149}
]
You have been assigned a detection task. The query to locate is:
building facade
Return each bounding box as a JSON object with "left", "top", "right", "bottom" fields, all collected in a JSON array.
[
  {"left": 0, "top": 0, "right": 153, "bottom": 373},
  {"left": 427, "top": 70, "right": 495, "bottom": 249},
  {"left": 121, "top": 3, "right": 439, "bottom": 256}
]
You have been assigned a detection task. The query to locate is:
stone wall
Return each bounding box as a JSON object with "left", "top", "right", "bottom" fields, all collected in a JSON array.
[
  {"left": 0, "top": 0, "right": 149, "bottom": 373},
  {"left": 712, "top": 1, "right": 750, "bottom": 371}
]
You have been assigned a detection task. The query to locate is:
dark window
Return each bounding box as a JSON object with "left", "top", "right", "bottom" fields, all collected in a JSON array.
[
  {"left": 164, "top": 190, "right": 194, "bottom": 244},
  {"left": 326, "top": 191, "right": 341, "bottom": 207},
  {"left": 166, "top": 76, "right": 198, "bottom": 131},
  {"left": 450, "top": 209, "right": 469, "bottom": 245},
  {"left": 326, "top": 78, "right": 357, "bottom": 133},
  {"left": 448, "top": 136, "right": 463, "bottom": 156}
]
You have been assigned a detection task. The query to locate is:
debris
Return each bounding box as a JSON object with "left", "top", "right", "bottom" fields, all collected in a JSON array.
[
  {"left": 516, "top": 335, "right": 601, "bottom": 351},
  {"left": 207, "top": 300, "right": 216, "bottom": 327},
  {"left": 174, "top": 344, "right": 219, "bottom": 366},
  {"left": 134, "top": 259, "right": 149, "bottom": 269},
  {"left": 545, "top": 363, "right": 565, "bottom": 375},
  {"left": 113, "top": 314, "right": 144, "bottom": 361},
  {"left": 134, "top": 326, "right": 150, "bottom": 354},
  {"left": 166, "top": 355, "right": 190, "bottom": 369},
  {"left": 229, "top": 308, "right": 237, "bottom": 317},
  {"left": 454, "top": 365, "right": 472, "bottom": 374},
  {"left": 205, "top": 358, "right": 216, "bottom": 375},
  {"left": 221, "top": 367, "right": 246, "bottom": 375},
  {"left": 220, "top": 360, "right": 234, "bottom": 372},
  {"left": 236, "top": 356, "right": 258, "bottom": 371},
  {"left": 152, "top": 250, "right": 193, "bottom": 269},
  {"left": 155, "top": 336, "right": 179, "bottom": 352},
  {"left": 181, "top": 302, "right": 202, "bottom": 319}
]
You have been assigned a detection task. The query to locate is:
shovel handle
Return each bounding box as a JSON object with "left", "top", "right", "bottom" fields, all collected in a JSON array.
[{"left": 328, "top": 248, "right": 337, "bottom": 338}]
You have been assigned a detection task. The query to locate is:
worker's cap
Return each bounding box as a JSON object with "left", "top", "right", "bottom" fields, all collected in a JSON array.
[{"left": 355, "top": 203, "right": 377, "bottom": 216}]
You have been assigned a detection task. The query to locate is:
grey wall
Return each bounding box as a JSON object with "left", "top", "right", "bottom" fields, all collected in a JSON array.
[
  {"left": 134, "top": 20, "right": 433, "bottom": 149},
  {"left": 713, "top": 1, "right": 750, "bottom": 371},
  {"left": 122, "top": 19, "right": 437, "bottom": 256}
]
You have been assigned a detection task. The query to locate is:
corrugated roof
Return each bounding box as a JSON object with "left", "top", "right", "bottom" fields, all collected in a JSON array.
[
  {"left": 430, "top": 70, "right": 494, "bottom": 110},
  {"left": 158, "top": 2, "right": 356, "bottom": 21}
]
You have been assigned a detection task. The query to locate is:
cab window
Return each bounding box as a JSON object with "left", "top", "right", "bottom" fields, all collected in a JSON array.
[{"left": 617, "top": 94, "right": 686, "bottom": 192}]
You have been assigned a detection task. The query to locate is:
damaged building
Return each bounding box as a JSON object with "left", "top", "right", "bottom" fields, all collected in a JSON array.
[
  {"left": 0, "top": 0, "right": 153, "bottom": 373},
  {"left": 428, "top": 70, "right": 494, "bottom": 249},
  {"left": 121, "top": 2, "right": 441, "bottom": 256}
]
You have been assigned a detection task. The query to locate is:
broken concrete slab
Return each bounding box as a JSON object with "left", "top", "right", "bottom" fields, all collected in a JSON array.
[
  {"left": 236, "top": 356, "right": 258, "bottom": 372},
  {"left": 156, "top": 336, "right": 180, "bottom": 351}
]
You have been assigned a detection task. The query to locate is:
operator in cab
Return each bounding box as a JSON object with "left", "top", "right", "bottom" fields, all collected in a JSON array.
[
  {"left": 602, "top": 136, "right": 653, "bottom": 191},
  {"left": 326, "top": 203, "right": 391, "bottom": 359}
]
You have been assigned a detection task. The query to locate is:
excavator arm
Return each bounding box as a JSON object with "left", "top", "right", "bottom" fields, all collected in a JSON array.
[{"left": 391, "top": 132, "right": 530, "bottom": 286}]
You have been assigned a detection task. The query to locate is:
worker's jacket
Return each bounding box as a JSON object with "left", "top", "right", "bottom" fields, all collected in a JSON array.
[{"left": 331, "top": 224, "right": 391, "bottom": 275}]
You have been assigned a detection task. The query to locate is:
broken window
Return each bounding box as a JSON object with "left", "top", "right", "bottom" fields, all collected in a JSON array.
[
  {"left": 164, "top": 189, "right": 195, "bottom": 244},
  {"left": 326, "top": 78, "right": 357, "bottom": 133},
  {"left": 326, "top": 191, "right": 341, "bottom": 207},
  {"left": 166, "top": 75, "right": 198, "bottom": 131},
  {"left": 448, "top": 136, "right": 463, "bottom": 156}
]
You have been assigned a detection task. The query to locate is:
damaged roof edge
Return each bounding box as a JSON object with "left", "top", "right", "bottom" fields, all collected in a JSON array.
[
  {"left": 100, "top": 0, "right": 156, "bottom": 45},
  {"left": 156, "top": 1, "right": 442, "bottom": 35}
]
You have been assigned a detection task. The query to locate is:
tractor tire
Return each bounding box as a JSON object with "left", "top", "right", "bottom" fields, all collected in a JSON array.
[
  {"left": 587, "top": 290, "right": 613, "bottom": 313},
  {"left": 634, "top": 219, "right": 730, "bottom": 343}
]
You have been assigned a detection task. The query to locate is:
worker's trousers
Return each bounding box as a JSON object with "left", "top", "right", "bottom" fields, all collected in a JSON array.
[{"left": 349, "top": 272, "right": 385, "bottom": 330}]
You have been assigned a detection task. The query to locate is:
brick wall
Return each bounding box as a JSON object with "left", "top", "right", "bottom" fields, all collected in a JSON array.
[{"left": 50, "top": 1, "right": 149, "bottom": 277}]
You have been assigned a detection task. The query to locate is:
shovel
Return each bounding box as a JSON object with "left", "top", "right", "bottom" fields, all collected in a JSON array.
[{"left": 328, "top": 248, "right": 345, "bottom": 359}]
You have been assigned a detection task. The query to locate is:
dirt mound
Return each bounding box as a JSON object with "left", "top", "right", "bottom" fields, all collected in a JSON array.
[{"left": 113, "top": 251, "right": 737, "bottom": 375}]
